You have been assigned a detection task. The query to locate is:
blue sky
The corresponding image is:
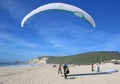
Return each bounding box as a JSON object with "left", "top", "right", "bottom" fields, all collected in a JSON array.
[{"left": 0, "top": 0, "right": 120, "bottom": 62}]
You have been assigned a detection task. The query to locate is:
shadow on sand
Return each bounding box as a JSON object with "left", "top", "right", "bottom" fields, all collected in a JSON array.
[
  {"left": 61, "top": 72, "right": 109, "bottom": 80},
  {"left": 68, "top": 69, "right": 118, "bottom": 77},
  {"left": 67, "top": 71, "right": 116, "bottom": 77},
  {"left": 67, "top": 77, "right": 76, "bottom": 79}
]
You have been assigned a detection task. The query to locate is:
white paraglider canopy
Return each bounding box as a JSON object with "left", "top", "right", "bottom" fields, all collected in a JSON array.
[{"left": 21, "top": 2, "right": 95, "bottom": 28}]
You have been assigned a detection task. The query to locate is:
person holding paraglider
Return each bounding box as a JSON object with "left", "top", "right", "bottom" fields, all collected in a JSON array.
[{"left": 63, "top": 64, "right": 70, "bottom": 79}]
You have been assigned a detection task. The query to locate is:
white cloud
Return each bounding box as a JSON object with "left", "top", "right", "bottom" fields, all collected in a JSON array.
[
  {"left": 0, "top": 0, "right": 26, "bottom": 20},
  {"left": 36, "top": 21, "right": 95, "bottom": 47},
  {"left": 0, "top": 41, "right": 6, "bottom": 46},
  {"left": 0, "top": 32, "right": 38, "bottom": 48},
  {"left": 103, "top": 34, "right": 120, "bottom": 50}
]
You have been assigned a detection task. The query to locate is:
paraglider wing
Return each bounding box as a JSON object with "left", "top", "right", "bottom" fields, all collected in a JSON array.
[{"left": 21, "top": 2, "right": 95, "bottom": 28}]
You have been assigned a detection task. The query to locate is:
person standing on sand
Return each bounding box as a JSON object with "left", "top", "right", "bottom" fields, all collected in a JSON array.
[
  {"left": 97, "top": 64, "right": 100, "bottom": 72},
  {"left": 58, "top": 64, "right": 62, "bottom": 74},
  {"left": 63, "top": 64, "right": 69, "bottom": 79},
  {"left": 91, "top": 64, "right": 94, "bottom": 71}
]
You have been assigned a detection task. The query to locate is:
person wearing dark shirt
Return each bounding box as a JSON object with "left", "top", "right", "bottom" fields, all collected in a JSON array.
[{"left": 63, "top": 64, "right": 69, "bottom": 79}]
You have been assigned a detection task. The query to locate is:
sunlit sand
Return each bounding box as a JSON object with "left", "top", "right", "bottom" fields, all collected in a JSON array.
[{"left": 0, "top": 63, "right": 119, "bottom": 84}]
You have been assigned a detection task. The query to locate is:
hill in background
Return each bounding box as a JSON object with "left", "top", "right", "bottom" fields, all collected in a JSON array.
[{"left": 30, "top": 51, "right": 120, "bottom": 65}]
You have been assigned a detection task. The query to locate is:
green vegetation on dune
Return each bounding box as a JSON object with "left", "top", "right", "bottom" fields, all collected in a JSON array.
[{"left": 38, "top": 51, "right": 120, "bottom": 65}]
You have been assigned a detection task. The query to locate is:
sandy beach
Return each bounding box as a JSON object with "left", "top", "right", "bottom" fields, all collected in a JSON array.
[{"left": 0, "top": 63, "right": 119, "bottom": 84}]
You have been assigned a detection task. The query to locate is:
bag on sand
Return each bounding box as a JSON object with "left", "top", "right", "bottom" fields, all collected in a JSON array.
[{"left": 66, "top": 68, "right": 70, "bottom": 74}]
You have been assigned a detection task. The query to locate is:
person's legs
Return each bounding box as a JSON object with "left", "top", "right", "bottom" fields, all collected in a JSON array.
[
  {"left": 60, "top": 70, "right": 62, "bottom": 74},
  {"left": 64, "top": 73, "right": 67, "bottom": 79}
]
